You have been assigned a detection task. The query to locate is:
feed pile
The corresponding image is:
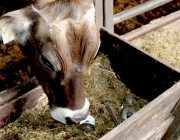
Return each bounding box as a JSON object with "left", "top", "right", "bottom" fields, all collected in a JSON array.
[
  {"left": 0, "top": 43, "right": 31, "bottom": 90},
  {"left": 131, "top": 20, "right": 180, "bottom": 69},
  {"left": 0, "top": 54, "right": 148, "bottom": 140}
]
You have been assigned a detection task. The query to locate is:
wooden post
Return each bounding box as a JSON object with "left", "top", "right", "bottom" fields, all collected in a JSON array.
[
  {"left": 94, "top": 0, "right": 114, "bottom": 32},
  {"left": 94, "top": 0, "right": 103, "bottom": 30},
  {"left": 104, "top": 0, "right": 114, "bottom": 32}
]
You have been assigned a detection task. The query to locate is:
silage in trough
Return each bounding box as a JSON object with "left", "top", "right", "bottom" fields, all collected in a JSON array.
[
  {"left": 0, "top": 54, "right": 148, "bottom": 140},
  {"left": 131, "top": 20, "right": 180, "bottom": 70}
]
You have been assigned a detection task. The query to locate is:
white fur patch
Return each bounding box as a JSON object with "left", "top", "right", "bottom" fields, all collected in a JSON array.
[
  {"left": 13, "top": 21, "right": 32, "bottom": 45},
  {"left": 0, "top": 10, "right": 32, "bottom": 45},
  {"left": 84, "top": 3, "right": 95, "bottom": 25},
  {"left": 50, "top": 98, "right": 90, "bottom": 124}
]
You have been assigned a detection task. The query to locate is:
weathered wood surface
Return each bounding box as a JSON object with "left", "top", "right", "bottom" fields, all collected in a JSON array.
[
  {"left": 0, "top": 77, "right": 39, "bottom": 106},
  {"left": 99, "top": 28, "right": 180, "bottom": 140},
  {"left": 141, "top": 116, "right": 175, "bottom": 140},
  {"left": 100, "top": 27, "right": 180, "bottom": 101},
  {"left": 103, "top": 0, "right": 114, "bottom": 32},
  {"left": 99, "top": 81, "right": 180, "bottom": 140},
  {"left": 162, "top": 101, "right": 180, "bottom": 140},
  {"left": 94, "top": 0, "right": 113, "bottom": 31},
  {"left": 94, "top": 0, "right": 103, "bottom": 30},
  {"left": 0, "top": 85, "right": 43, "bottom": 128}
]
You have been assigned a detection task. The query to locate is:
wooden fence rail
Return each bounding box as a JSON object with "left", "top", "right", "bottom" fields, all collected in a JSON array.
[{"left": 94, "top": 0, "right": 173, "bottom": 32}]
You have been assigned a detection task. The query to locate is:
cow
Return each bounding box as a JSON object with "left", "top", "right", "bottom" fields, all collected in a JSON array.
[{"left": 0, "top": 0, "right": 100, "bottom": 124}]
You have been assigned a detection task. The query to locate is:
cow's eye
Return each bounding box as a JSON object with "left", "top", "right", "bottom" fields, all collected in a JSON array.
[{"left": 40, "top": 55, "right": 55, "bottom": 71}]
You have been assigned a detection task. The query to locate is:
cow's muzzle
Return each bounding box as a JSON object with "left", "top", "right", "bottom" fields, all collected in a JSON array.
[{"left": 50, "top": 98, "right": 90, "bottom": 124}]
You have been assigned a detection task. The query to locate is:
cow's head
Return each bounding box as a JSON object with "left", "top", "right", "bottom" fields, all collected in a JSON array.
[{"left": 0, "top": 0, "right": 100, "bottom": 124}]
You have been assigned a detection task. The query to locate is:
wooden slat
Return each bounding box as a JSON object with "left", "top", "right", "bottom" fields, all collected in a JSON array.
[
  {"left": 104, "top": 0, "right": 114, "bottom": 32},
  {"left": 100, "top": 79, "right": 180, "bottom": 140},
  {"left": 162, "top": 101, "right": 180, "bottom": 139},
  {"left": 0, "top": 77, "right": 39, "bottom": 106},
  {"left": 0, "top": 86, "right": 43, "bottom": 128},
  {"left": 99, "top": 28, "right": 180, "bottom": 140},
  {"left": 94, "top": 0, "right": 103, "bottom": 30},
  {"left": 141, "top": 116, "right": 175, "bottom": 140}
]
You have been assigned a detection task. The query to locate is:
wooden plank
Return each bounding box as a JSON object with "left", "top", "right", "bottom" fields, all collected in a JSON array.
[
  {"left": 0, "top": 86, "right": 43, "bottom": 128},
  {"left": 0, "top": 77, "right": 39, "bottom": 106},
  {"left": 162, "top": 101, "right": 180, "bottom": 140},
  {"left": 99, "top": 28, "right": 180, "bottom": 140},
  {"left": 100, "top": 28, "right": 180, "bottom": 100},
  {"left": 94, "top": 0, "right": 103, "bottom": 30},
  {"left": 141, "top": 116, "right": 175, "bottom": 140},
  {"left": 104, "top": 0, "right": 114, "bottom": 32},
  {"left": 100, "top": 78, "right": 180, "bottom": 140}
]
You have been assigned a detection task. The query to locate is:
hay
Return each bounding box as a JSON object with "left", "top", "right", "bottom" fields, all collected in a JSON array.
[
  {"left": 131, "top": 24, "right": 180, "bottom": 69},
  {"left": 0, "top": 43, "right": 24, "bottom": 69},
  {"left": 0, "top": 43, "right": 30, "bottom": 90},
  {"left": 0, "top": 54, "right": 148, "bottom": 139}
]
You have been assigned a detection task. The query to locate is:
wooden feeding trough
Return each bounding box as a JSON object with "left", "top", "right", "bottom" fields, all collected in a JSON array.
[
  {"left": 99, "top": 27, "right": 180, "bottom": 140},
  {"left": 0, "top": 27, "right": 179, "bottom": 139},
  {"left": 0, "top": 77, "right": 43, "bottom": 128},
  {"left": 0, "top": 0, "right": 180, "bottom": 139},
  {"left": 94, "top": 0, "right": 180, "bottom": 138}
]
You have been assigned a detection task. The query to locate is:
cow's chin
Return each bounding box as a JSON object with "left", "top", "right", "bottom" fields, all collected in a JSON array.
[{"left": 50, "top": 98, "right": 90, "bottom": 124}]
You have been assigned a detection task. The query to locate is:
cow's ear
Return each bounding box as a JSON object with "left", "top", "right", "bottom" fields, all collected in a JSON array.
[{"left": 0, "top": 9, "right": 33, "bottom": 45}]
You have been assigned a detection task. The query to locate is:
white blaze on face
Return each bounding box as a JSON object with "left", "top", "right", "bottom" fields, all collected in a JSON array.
[{"left": 50, "top": 98, "right": 90, "bottom": 124}]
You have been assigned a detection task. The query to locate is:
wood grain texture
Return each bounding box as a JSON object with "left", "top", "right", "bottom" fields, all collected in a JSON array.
[
  {"left": 0, "top": 77, "right": 39, "bottom": 106},
  {"left": 0, "top": 86, "right": 43, "bottom": 128},
  {"left": 99, "top": 28, "right": 180, "bottom": 140},
  {"left": 100, "top": 82, "right": 180, "bottom": 140},
  {"left": 104, "top": 0, "right": 114, "bottom": 32},
  {"left": 141, "top": 116, "right": 175, "bottom": 140},
  {"left": 94, "top": 0, "right": 103, "bottom": 30}
]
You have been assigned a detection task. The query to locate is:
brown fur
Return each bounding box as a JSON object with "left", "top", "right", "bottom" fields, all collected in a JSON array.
[{"left": 0, "top": 0, "right": 100, "bottom": 123}]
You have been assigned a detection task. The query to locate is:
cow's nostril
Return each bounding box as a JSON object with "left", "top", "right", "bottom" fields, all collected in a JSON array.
[
  {"left": 65, "top": 117, "right": 76, "bottom": 125},
  {"left": 66, "top": 117, "right": 84, "bottom": 124},
  {"left": 66, "top": 112, "right": 89, "bottom": 124}
]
